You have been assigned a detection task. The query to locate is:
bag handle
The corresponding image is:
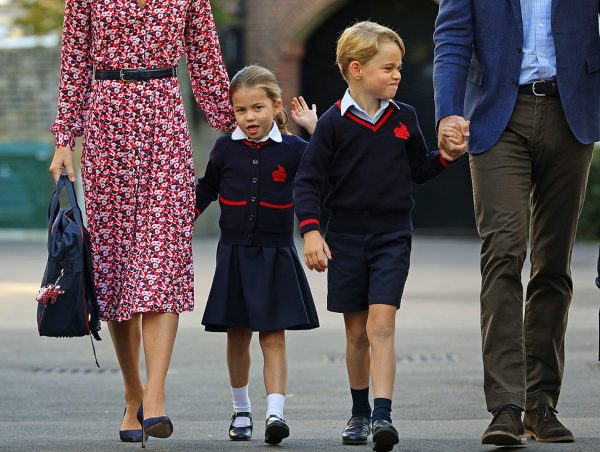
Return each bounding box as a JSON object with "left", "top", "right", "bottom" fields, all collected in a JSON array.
[{"left": 48, "top": 175, "right": 84, "bottom": 227}]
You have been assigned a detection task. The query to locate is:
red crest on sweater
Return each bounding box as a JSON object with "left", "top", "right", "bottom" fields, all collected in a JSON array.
[
  {"left": 394, "top": 122, "right": 410, "bottom": 140},
  {"left": 272, "top": 164, "right": 287, "bottom": 183}
]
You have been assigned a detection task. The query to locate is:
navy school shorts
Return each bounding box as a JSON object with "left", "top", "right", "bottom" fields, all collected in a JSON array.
[{"left": 326, "top": 229, "right": 412, "bottom": 313}]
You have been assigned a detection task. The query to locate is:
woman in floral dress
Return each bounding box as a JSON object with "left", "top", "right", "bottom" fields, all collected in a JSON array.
[{"left": 49, "top": 0, "right": 235, "bottom": 442}]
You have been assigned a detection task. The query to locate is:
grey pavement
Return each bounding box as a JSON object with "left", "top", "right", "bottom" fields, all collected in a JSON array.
[{"left": 0, "top": 236, "right": 599, "bottom": 451}]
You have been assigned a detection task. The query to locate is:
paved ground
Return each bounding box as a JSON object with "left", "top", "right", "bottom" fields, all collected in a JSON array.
[{"left": 0, "top": 236, "right": 599, "bottom": 451}]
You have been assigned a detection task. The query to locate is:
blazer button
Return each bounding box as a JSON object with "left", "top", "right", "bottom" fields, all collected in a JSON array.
[
  {"left": 253, "top": 159, "right": 258, "bottom": 165},
  {"left": 512, "top": 80, "right": 518, "bottom": 87},
  {"left": 252, "top": 177, "right": 258, "bottom": 183},
  {"left": 515, "top": 48, "right": 522, "bottom": 54}
]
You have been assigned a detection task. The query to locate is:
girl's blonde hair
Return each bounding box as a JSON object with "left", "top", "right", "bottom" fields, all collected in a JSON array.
[
  {"left": 230, "top": 65, "right": 289, "bottom": 134},
  {"left": 336, "top": 21, "right": 405, "bottom": 81}
]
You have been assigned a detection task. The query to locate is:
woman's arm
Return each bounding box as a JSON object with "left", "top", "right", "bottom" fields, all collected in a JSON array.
[
  {"left": 49, "top": 0, "right": 93, "bottom": 182},
  {"left": 184, "top": 0, "right": 236, "bottom": 133}
]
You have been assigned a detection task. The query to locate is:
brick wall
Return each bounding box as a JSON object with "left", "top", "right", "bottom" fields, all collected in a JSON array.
[
  {"left": 243, "top": 0, "right": 341, "bottom": 132},
  {"left": 0, "top": 46, "right": 60, "bottom": 142}
]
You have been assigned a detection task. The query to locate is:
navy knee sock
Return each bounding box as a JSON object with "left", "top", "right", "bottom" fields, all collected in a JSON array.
[
  {"left": 372, "top": 398, "right": 392, "bottom": 423},
  {"left": 350, "top": 387, "right": 371, "bottom": 418}
]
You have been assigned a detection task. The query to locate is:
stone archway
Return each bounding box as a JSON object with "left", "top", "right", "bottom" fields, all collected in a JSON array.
[{"left": 243, "top": 0, "right": 475, "bottom": 231}]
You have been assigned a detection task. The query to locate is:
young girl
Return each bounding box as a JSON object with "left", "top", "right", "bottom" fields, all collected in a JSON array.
[{"left": 195, "top": 65, "right": 320, "bottom": 445}]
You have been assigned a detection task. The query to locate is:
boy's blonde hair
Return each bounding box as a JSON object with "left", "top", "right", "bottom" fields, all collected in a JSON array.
[
  {"left": 336, "top": 21, "right": 405, "bottom": 81},
  {"left": 230, "top": 65, "right": 288, "bottom": 134}
]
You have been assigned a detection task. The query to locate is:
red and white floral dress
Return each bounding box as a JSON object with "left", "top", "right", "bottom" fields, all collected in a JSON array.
[{"left": 51, "top": 0, "right": 235, "bottom": 322}]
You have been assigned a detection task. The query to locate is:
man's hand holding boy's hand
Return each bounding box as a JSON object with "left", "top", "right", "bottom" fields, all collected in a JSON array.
[
  {"left": 438, "top": 115, "right": 470, "bottom": 161},
  {"left": 303, "top": 230, "right": 332, "bottom": 272}
]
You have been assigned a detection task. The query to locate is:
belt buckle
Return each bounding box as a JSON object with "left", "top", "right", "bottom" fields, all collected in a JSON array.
[
  {"left": 119, "top": 68, "right": 135, "bottom": 82},
  {"left": 531, "top": 80, "right": 547, "bottom": 97}
]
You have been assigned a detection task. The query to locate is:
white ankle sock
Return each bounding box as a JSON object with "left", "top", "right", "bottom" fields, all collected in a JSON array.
[
  {"left": 266, "top": 393, "right": 285, "bottom": 419},
  {"left": 231, "top": 385, "right": 251, "bottom": 428}
]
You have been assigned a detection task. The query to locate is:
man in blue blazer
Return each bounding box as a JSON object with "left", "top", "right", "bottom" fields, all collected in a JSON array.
[{"left": 433, "top": 0, "right": 600, "bottom": 446}]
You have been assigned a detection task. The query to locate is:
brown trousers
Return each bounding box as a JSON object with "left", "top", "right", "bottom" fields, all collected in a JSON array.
[{"left": 469, "top": 94, "right": 593, "bottom": 412}]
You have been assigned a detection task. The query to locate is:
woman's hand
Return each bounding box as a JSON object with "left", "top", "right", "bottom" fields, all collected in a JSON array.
[
  {"left": 49, "top": 146, "right": 76, "bottom": 184},
  {"left": 291, "top": 96, "right": 318, "bottom": 135}
]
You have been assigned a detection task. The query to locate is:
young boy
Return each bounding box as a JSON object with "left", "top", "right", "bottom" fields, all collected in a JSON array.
[{"left": 294, "top": 21, "right": 467, "bottom": 451}]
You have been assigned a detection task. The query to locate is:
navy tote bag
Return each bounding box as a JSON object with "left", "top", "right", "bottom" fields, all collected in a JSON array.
[{"left": 37, "top": 175, "right": 101, "bottom": 358}]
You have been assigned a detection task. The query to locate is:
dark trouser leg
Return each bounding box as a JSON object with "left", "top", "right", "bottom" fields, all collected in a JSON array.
[
  {"left": 470, "top": 94, "right": 594, "bottom": 412},
  {"left": 524, "top": 97, "right": 593, "bottom": 410},
  {"left": 470, "top": 99, "right": 533, "bottom": 411}
]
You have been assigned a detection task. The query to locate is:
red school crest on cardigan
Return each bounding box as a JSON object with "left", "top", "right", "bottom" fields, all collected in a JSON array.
[
  {"left": 272, "top": 164, "right": 287, "bottom": 183},
  {"left": 394, "top": 122, "right": 410, "bottom": 140}
]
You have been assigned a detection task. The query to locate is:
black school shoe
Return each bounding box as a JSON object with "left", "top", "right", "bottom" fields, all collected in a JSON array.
[
  {"left": 524, "top": 406, "right": 574, "bottom": 443},
  {"left": 371, "top": 419, "right": 399, "bottom": 452},
  {"left": 342, "top": 416, "right": 371, "bottom": 445},
  {"left": 265, "top": 415, "right": 290, "bottom": 445},
  {"left": 481, "top": 404, "right": 526, "bottom": 446},
  {"left": 229, "top": 412, "right": 253, "bottom": 441}
]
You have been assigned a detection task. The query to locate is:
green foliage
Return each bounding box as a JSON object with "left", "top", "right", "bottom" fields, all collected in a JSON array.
[
  {"left": 577, "top": 145, "right": 600, "bottom": 240},
  {"left": 10, "top": 0, "right": 232, "bottom": 36},
  {"left": 12, "top": 0, "right": 64, "bottom": 36}
]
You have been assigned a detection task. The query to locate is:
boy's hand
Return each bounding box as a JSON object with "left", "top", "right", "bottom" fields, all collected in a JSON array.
[
  {"left": 439, "top": 120, "right": 469, "bottom": 161},
  {"left": 291, "top": 96, "right": 318, "bottom": 135},
  {"left": 303, "top": 230, "right": 332, "bottom": 272}
]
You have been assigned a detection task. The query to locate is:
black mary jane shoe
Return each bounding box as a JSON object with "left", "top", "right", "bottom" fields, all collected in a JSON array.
[
  {"left": 229, "top": 412, "right": 253, "bottom": 441},
  {"left": 371, "top": 419, "right": 399, "bottom": 452},
  {"left": 265, "top": 414, "right": 290, "bottom": 445},
  {"left": 342, "top": 415, "right": 371, "bottom": 445}
]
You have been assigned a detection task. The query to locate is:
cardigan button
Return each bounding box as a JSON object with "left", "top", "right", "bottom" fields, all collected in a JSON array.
[
  {"left": 251, "top": 197, "right": 256, "bottom": 202},
  {"left": 252, "top": 177, "right": 258, "bottom": 183},
  {"left": 252, "top": 159, "right": 258, "bottom": 165},
  {"left": 249, "top": 215, "right": 254, "bottom": 221}
]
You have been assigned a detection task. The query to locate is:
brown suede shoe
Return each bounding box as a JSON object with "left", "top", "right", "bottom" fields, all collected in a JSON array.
[
  {"left": 524, "top": 406, "right": 574, "bottom": 443},
  {"left": 481, "top": 405, "right": 527, "bottom": 446}
]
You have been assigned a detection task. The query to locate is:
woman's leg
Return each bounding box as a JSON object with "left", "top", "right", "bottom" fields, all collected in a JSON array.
[
  {"left": 108, "top": 315, "right": 144, "bottom": 430},
  {"left": 366, "top": 304, "right": 396, "bottom": 400},
  {"left": 141, "top": 312, "right": 179, "bottom": 419}
]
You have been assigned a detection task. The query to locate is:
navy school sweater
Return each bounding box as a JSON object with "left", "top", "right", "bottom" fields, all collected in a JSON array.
[
  {"left": 196, "top": 134, "right": 307, "bottom": 246},
  {"left": 294, "top": 100, "right": 455, "bottom": 235}
]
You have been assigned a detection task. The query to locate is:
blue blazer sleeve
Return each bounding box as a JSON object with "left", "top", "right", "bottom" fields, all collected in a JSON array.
[{"left": 433, "top": 0, "right": 475, "bottom": 128}]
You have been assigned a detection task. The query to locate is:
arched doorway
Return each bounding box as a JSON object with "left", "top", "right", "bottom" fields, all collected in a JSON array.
[{"left": 300, "top": 0, "right": 476, "bottom": 232}]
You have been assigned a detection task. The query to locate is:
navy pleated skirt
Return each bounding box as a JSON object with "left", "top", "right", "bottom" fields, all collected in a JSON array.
[{"left": 201, "top": 242, "right": 320, "bottom": 332}]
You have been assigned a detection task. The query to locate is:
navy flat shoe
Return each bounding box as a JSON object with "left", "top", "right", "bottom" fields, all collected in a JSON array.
[{"left": 120, "top": 405, "right": 145, "bottom": 443}]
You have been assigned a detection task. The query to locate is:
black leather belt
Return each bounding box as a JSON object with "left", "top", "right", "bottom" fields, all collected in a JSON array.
[
  {"left": 518, "top": 79, "right": 559, "bottom": 97},
  {"left": 94, "top": 66, "right": 178, "bottom": 81}
]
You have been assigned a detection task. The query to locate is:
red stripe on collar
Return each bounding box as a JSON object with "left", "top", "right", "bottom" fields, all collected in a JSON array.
[{"left": 336, "top": 100, "right": 396, "bottom": 132}]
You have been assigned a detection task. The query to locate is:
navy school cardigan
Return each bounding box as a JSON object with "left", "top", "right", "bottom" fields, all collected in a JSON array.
[
  {"left": 196, "top": 134, "right": 307, "bottom": 247},
  {"left": 294, "top": 100, "right": 456, "bottom": 235}
]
